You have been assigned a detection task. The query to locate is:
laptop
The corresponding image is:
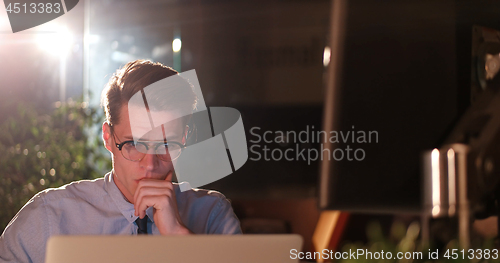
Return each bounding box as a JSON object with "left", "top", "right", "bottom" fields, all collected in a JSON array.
[{"left": 45, "top": 234, "right": 303, "bottom": 263}]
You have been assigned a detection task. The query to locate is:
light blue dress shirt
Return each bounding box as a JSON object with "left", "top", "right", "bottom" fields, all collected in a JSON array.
[{"left": 0, "top": 172, "right": 242, "bottom": 263}]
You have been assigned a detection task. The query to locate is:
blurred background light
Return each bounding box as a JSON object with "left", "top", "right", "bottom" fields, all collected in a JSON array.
[
  {"left": 111, "top": 51, "right": 138, "bottom": 63},
  {"left": 36, "top": 26, "right": 73, "bottom": 55},
  {"left": 323, "top": 46, "right": 331, "bottom": 67},
  {"left": 152, "top": 43, "right": 171, "bottom": 59},
  {"left": 172, "top": 38, "right": 182, "bottom": 52},
  {"left": 85, "top": 34, "right": 100, "bottom": 45}
]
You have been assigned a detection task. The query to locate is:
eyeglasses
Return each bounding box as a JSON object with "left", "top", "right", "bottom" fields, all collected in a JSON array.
[{"left": 111, "top": 129, "right": 185, "bottom": 162}]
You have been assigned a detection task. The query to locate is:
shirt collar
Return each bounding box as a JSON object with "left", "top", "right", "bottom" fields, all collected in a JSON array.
[{"left": 104, "top": 171, "right": 155, "bottom": 223}]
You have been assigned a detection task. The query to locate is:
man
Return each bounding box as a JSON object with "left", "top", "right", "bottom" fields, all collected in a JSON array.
[{"left": 0, "top": 60, "right": 242, "bottom": 263}]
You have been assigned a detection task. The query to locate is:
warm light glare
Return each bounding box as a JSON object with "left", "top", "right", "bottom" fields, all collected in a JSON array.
[
  {"left": 36, "top": 27, "right": 73, "bottom": 55},
  {"left": 323, "top": 46, "right": 331, "bottom": 67},
  {"left": 432, "top": 206, "right": 440, "bottom": 217},
  {"left": 172, "top": 38, "right": 182, "bottom": 52},
  {"left": 447, "top": 149, "right": 456, "bottom": 215},
  {"left": 431, "top": 149, "right": 440, "bottom": 216}
]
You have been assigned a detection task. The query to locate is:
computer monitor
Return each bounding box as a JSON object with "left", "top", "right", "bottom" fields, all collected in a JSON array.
[{"left": 319, "top": 0, "right": 500, "bottom": 213}]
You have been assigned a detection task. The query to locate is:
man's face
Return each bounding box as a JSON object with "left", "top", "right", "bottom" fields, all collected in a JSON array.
[{"left": 103, "top": 105, "right": 186, "bottom": 203}]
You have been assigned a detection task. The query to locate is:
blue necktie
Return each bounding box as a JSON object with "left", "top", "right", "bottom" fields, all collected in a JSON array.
[{"left": 135, "top": 215, "right": 148, "bottom": 235}]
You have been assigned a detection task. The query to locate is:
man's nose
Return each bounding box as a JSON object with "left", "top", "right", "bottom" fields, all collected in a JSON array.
[{"left": 140, "top": 152, "right": 158, "bottom": 171}]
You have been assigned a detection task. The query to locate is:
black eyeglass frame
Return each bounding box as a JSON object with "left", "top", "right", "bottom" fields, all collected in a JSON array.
[{"left": 110, "top": 126, "right": 186, "bottom": 162}]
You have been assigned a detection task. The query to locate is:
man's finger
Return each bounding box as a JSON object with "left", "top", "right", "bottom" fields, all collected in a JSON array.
[
  {"left": 165, "top": 170, "right": 173, "bottom": 182},
  {"left": 134, "top": 187, "right": 172, "bottom": 211},
  {"left": 135, "top": 179, "right": 172, "bottom": 188}
]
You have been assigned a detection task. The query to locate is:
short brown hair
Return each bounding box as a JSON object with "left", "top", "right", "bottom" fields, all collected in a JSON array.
[{"left": 101, "top": 60, "right": 197, "bottom": 126}]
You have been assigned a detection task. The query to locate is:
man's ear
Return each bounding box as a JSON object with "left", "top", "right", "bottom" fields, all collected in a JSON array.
[{"left": 102, "top": 122, "right": 113, "bottom": 152}]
